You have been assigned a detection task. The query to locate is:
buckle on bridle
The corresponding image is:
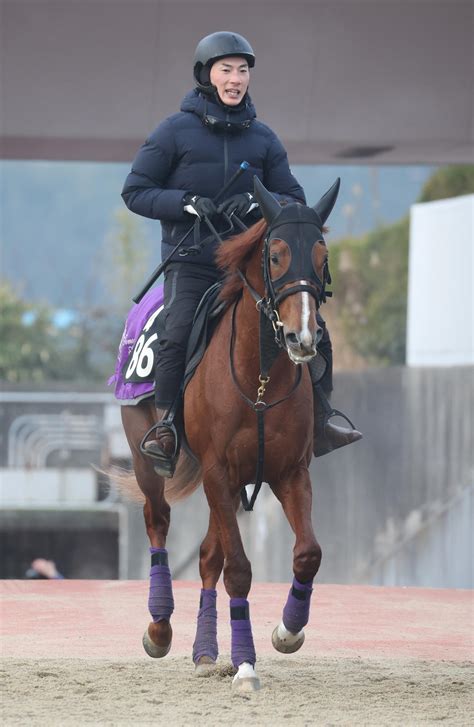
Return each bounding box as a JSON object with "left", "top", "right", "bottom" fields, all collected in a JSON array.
[
  {"left": 255, "top": 374, "right": 270, "bottom": 408},
  {"left": 271, "top": 309, "right": 284, "bottom": 333}
]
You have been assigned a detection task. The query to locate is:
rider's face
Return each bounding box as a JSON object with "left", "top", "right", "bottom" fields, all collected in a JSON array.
[{"left": 210, "top": 57, "right": 250, "bottom": 106}]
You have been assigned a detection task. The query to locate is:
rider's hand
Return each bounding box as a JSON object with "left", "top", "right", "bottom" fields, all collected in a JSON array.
[
  {"left": 183, "top": 195, "right": 217, "bottom": 219},
  {"left": 217, "top": 193, "right": 258, "bottom": 218}
]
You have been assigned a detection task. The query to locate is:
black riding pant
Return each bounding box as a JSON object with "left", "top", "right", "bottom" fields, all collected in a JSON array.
[
  {"left": 154, "top": 262, "right": 221, "bottom": 408},
  {"left": 314, "top": 313, "right": 333, "bottom": 394}
]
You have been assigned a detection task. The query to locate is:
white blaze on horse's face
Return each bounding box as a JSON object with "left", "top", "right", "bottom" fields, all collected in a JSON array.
[{"left": 270, "top": 238, "right": 328, "bottom": 364}]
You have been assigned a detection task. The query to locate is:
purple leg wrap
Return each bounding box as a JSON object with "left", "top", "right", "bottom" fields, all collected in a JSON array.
[
  {"left": 282, "top": 577, "right": 314, "bottom": 633},
  {"left": 230, "top": 597, "right": 256, "bottom": 668},
  {"left": 148, "top": 547, "right": 174, "bottom": 623},
  {"left": 192, "top": 588, "right": 218, "bottom": 664}
]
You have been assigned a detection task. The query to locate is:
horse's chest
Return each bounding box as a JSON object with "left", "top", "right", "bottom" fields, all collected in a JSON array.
[{"left": 218, "top": 407, "right": 312, "bottom": 479}]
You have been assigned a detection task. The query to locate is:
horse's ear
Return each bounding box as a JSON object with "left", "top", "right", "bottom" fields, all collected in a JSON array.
[
  {"left": 313, "top": 178, "right": 341, "bottom": 225},
  {"left": 253, "top": 176, "right": 281, "bottom": 224}
]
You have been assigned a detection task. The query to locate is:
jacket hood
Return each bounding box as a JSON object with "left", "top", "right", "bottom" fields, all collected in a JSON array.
[{"left": 180, "top": 89, "right": 257, "bottom": 128}]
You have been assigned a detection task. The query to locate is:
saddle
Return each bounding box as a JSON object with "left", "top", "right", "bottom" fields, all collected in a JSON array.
[{"left": 183, "top": 282, "right": 226, "bottom": 390}]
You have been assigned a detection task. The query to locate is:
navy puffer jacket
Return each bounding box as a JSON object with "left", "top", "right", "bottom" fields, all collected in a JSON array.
[{"left": 122, "top": 89, "right": 305, "bottom": 266}]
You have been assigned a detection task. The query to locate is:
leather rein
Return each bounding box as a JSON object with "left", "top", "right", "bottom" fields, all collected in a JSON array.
[{"left": 230, "top": 228, "right": 331, "bottom": 511}]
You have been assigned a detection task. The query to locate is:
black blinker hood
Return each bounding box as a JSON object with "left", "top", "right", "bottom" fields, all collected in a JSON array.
[
  {"left": 253, "top": 175, "right": 340, "bottom": 228},
  {"left": 252, "top": 176, "right": 340, "bottom": 307}
]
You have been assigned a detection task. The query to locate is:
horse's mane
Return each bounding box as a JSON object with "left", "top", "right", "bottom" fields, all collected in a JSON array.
[{"left": 216, "top": 219, "right": 267, "bottom": 303}]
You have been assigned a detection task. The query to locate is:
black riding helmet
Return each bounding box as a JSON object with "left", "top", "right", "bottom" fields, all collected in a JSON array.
[{"left": 193, "top": 31, "right": 255, "bottom": 94}]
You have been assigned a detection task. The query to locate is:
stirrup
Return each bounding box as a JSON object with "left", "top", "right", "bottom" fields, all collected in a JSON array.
[
  {"left": 139, "top": 419, "right": 179, "bottom": 478},
  {"left": 323, "top": 407, "right": 357, "bottom": 431},
  {"left": 313, "top": 384, "right": 362, "bottom": 458},
  {"left": 314, "top": 410, "right": 362, "bottom": 458}
]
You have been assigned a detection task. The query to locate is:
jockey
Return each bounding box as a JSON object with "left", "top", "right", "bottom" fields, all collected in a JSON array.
[{"left": 122, "top": 31, "right": 361, "bottom": 477}]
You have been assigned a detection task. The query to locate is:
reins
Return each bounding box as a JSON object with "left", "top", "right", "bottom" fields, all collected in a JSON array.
[
  {"left": 229, "top": 299, "right": 302, "bottom": 511},
  {"left": 227, "top": 219, "right": 333, "bottom": 511}
]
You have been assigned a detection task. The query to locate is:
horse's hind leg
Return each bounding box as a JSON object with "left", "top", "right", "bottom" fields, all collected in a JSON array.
[
  {"left": 270, "top": 467, "right": 322, "bottom": 654},
  {"left": 192, "top": 512, "right": 223, "bottom": 675},
  {"left": 121, "top": 401, "right": 173, "bottom": 658}
]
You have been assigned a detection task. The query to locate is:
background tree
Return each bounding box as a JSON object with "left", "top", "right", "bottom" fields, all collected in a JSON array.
[
  {"left": 101, "top": 208, "right": 151, "bottom": 317},
  {"left": 0, "top": 281, "right": 108, "bottom": 383},
  {"left": 418, "top": 164, "right": 474, "bottom": 203},
  {"left": 329, "top": 218, "right": 409, "bottom": 366},
  {"left": 0, "top": 281, "right": 62, "bottom": 382}
]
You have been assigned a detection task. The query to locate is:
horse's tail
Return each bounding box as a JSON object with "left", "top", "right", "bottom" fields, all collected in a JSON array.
[
  {"left": 165, "top": 450, "right": 202, "bottom": 504},
  {"left": 105, "top": 450, "right": 202, "bottom": 506},
  {"left": 105, "top": 465, "right": 144, "bottom": 503}
]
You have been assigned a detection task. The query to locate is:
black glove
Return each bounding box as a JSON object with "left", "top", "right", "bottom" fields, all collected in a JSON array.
[
  {"left": 217, "top": 193, "right": 258, "bottom": 218},
  {"left": 183, "top": 194, "right": 217, "bottom": 219}
]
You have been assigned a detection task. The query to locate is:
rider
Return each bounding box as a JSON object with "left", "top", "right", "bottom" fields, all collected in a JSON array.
[{"left": 122, "top": 31, "right": 362, "bottom": 476}]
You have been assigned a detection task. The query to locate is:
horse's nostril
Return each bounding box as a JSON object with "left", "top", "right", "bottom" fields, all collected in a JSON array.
[
  {"left": 286, "top": 332, "right": 299, "bottom": 346},
  {"left": 315, "top": 328, "right": 323, "bottom": 344}
]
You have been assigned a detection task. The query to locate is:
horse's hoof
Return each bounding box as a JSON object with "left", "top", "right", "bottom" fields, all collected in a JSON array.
[
  {"left": 194, "top": 655, "right": 217, "bottom": 677},
  {"left": 271, "top": 621, "right": 305, "bottom": 653},
  {"left": 142, "top": 621, "right": 172, "bottom": 658},
  {"left": 232, "top": 662, "right": 260, "bottom": 694}
]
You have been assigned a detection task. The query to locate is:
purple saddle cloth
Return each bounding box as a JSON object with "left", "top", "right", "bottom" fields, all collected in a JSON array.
[{"left": 108, "top": 285, "right": 164, "bottom": 402}]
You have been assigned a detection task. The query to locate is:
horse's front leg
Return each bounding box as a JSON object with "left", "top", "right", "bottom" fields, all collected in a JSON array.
[
  {"left": 270, "top": 466, "right": 322, "bottom": 653},
  {"left": 192, "top": 511, "right": 223, "bottom": 674},
  {"left": 121, "top": 403, "right": 173, "bottom": 658},
  {"left": 202, "top": 465, "right": 260, "bottom": 692}
]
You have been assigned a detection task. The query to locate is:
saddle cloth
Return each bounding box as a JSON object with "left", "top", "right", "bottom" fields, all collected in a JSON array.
[{"left": 109, "top": 282, "right": 225, "bottom": 403}]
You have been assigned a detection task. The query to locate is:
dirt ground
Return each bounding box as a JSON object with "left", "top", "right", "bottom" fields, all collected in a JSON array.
[{"left": 1, "top": 655, "right": 472, "bottom": 726}]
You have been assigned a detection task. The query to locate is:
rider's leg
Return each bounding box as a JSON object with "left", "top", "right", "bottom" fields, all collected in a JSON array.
[
  {"left": 143, "top": 262, "right": 220, "bottom": 476},
  {"left": 311, "top": 315, "right": 362, "bottom": 457}
]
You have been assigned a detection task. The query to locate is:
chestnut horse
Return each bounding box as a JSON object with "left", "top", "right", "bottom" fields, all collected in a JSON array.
[{"left": 119, "top": 177, "right": 340, "bottom": 693}]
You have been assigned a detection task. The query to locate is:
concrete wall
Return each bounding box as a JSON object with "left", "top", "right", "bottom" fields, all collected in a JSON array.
[
  {"left": 0, "top": 468, "right": 97, "bottom": 506},
  {"left": 1, "top": 365, "right": 472, "bottom": 586},
  {"left": 145, "top": 366, "right": 473, "bottom": 588},
  {"left": 368, "top": 485, "right": 473, "bottom": 588}
]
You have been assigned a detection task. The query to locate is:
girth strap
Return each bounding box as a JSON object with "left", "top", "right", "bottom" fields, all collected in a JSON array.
[{"left": 240, "top": 409, "right": 265, "bottom": 511}]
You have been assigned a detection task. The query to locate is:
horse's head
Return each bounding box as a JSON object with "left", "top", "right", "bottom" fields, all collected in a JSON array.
[{"left": 253, "top": 176, "right": 340, "bottom": 364}]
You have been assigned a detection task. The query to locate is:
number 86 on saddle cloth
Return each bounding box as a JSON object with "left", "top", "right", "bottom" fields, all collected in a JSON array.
[{"left": 108, "top": 286, "right": 164, "bottom": 403}]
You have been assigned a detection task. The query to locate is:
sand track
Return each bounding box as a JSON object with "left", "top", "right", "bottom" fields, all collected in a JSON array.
[{"left": 1, "top": 656, "right": 472, "bottom": 726}]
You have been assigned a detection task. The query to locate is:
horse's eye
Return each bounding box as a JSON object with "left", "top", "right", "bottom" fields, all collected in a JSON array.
[{"left": 270, "top": 254, "right": 279, "bottom": 265}]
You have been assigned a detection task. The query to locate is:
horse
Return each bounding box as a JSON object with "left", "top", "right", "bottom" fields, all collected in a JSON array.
[{"left": 118, "top": 176, "right": 340, "bottom": 693}]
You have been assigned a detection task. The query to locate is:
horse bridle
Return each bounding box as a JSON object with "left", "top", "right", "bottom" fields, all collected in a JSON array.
[
  {"left": 265, "top": 217, "right": 330, "bottom": 324},
  {"left": 236, "top": 215, "right": 332, "bottom": 349}
]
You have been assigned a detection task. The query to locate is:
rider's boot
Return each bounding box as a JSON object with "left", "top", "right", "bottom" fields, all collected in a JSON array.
[
  {"left": 308, "top": 353, "right": 362, "bottom": 457},
  {"left": 142, "top": 404, "right": 181, "bottom": 479},
  {"left": 312, "top": 384, "right": 362, "bottom": 457}
]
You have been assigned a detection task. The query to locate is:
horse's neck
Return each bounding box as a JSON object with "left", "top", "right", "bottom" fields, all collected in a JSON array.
[{"left": 234, "top": 288, "right": 261, "bottom": 374}]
